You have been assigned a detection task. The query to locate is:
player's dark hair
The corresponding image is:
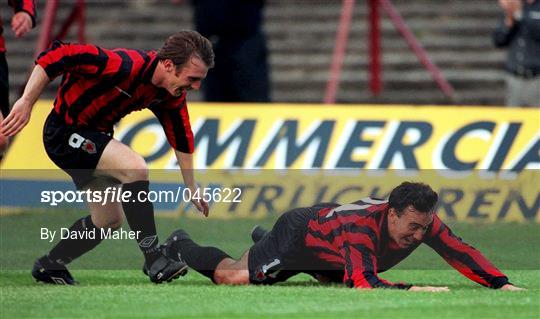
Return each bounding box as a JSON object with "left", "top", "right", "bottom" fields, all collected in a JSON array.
[
  {"left": 158, "top": 30, "right": 215, "bottom": 69},
  {"left": 388, "top": 182, "right": 438, "bottom": 216}
]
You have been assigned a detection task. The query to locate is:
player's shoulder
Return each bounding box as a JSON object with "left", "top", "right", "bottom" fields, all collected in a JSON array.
[
  {"left": 350, "top": 197, "right": 388, "bottom": 207},
  {"left": 111, "top": 48, "right": 153, "bottom": 61},
  {"left": 42, "top": 40, "right": 101, "bottom": 55},
  {"left": 350, "top": 197, "right": 388, "bottom": 214},
  {"left": 321, "top": 198, "right": 387, "bottom": 221},
  {"left": 311, "top": 202, "right": 340, "bottom": 210}
]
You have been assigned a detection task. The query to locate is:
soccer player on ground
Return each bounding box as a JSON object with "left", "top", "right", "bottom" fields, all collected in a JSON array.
[
  {"left": 0, "top": 30, "right": 213, "bottom": 284},
  {"left": 161, "top": 182, "right": 524, "bottom": 291}
]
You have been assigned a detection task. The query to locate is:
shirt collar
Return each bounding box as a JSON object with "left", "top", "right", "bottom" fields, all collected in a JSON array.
[{"left": 142, "top": 52, "right": 159, "bottom": 84}]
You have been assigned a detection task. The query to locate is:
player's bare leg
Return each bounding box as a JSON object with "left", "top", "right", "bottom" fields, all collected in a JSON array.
[
  {"left": 95, "top": 139, "right": 148, "bottom": 184},
  {"left": 213, "top": 252, "right": 250, "bottom": 285},
  {"left": 95, "top": 139, "right": 149, "bottom": 183}
]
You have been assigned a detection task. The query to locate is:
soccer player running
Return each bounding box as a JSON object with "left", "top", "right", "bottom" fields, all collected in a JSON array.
[
  {"left": 161, "top": 182, "right": 524, "bottom": 291},
  {"left": 0, "top": 31, "right": 213, "bottom": 284}
]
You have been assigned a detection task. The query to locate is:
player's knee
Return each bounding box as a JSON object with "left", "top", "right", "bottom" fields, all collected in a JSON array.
[
  {"left": 106, "top": 217, "right": 123, "bottom": 230},
  {"left": 212, "top": 269, "right": 230, "bottom": 284},
  {"left": 213, "top": 269, "right": 249, "bottom": 285},
  {"left": 118, "top": 156, "right": 149, "bottom": 182}
]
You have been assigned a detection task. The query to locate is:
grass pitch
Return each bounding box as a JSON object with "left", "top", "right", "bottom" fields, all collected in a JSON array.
[{"left": 1, "top": 210, "right": 539, "bottom": 318}]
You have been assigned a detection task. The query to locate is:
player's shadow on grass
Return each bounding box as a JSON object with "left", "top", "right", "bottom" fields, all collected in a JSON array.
[
  {"left": 170, "top": 281, "right": 343, "bottom": 288},
  {"left": 273, "top": 281, "right": 342, "bottom": 288}
]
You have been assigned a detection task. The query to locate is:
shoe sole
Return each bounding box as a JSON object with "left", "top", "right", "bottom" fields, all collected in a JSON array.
[
  {"left": 34, "top": 278, "right": 77, "bottom": 285},
  {"left": 31, "top": 260, "right": 77, "bottom": 285},
  {"left": 158, "top": 263, "right": 189, "bottom": 284}
]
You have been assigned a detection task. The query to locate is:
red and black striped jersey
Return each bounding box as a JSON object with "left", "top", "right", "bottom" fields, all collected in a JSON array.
[
  {"left": 305, "top": 198, "right": 509, "bottom": 289},
  {"left": 35, "top": 41, "right": 194, "bottom": 153},
  {"left": 1, "top": 0, "right": 37, "bottom": 52}
]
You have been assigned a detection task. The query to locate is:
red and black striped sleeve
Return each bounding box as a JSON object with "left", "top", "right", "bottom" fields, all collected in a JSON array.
[
  {"left": 150, "top": 94, "right": 194, "bottom": 153},
  {"left": 424, "top": 215, "right": 509, "bottom": 289},
  {"left": 9, "top": 0, "right": 37, "bottom": 27},
  {"left": 35, "top": 41, "right": 116, "bottom": 79},
  {"left": 337, "top": 224, "right": 411, "bottom": 289}
]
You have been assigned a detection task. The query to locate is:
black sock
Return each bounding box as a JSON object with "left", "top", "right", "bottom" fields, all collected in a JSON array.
[
  {"left": 170, "top": 237, "right": 230, "bottom": 282},
  {"left": 121, "top": 181, "right": 160, "bottom": 265},
  {"left": 47, "top": 215, "right": 103, "bottom": 267}
]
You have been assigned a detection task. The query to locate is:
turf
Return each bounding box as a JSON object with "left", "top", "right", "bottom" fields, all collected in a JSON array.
[{"left": 1, "top": 210, "right": 539, "bottom": 318}]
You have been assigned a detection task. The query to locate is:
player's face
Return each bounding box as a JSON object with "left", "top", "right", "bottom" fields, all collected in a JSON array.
[
  {"left": 164, "top": 57, "right": 208, "bottom": 97},
  {"left": 388, "top": 205, "right": 433, "bottom": 248}
]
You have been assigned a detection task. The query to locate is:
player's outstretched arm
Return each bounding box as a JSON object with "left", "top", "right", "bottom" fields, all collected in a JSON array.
[
  {"left": 424, "top": 215, "right": 512, "bottom": 289},
  {"left": 409, "top": 286, "right": 450, "bottom": 292},
  {"left": 0, "top": 65, "right": 50, "bottom": 137}
]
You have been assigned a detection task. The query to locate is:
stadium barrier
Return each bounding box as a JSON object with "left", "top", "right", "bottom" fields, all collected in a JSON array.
[{"left": 1, "top": 101, "right": 538, "bottom": 221}]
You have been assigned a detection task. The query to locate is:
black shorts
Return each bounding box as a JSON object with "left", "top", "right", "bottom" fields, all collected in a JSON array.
[
  {"left": 43, "top": 111, "right": 113, "bottom": 189},
  {"left": 248, "top": 208, "right": 313, "bottom": 285}
]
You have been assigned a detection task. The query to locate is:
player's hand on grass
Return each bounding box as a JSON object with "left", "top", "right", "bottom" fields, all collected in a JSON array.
[
  {"left": 500, "top": 284, "right": 526, "bottom": 291},
  {"left": 409, "top": 286, "right": 450, "bottom": 292},
  {"left": 0, "top": 98, "right": 32, "bottom": 136}
]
